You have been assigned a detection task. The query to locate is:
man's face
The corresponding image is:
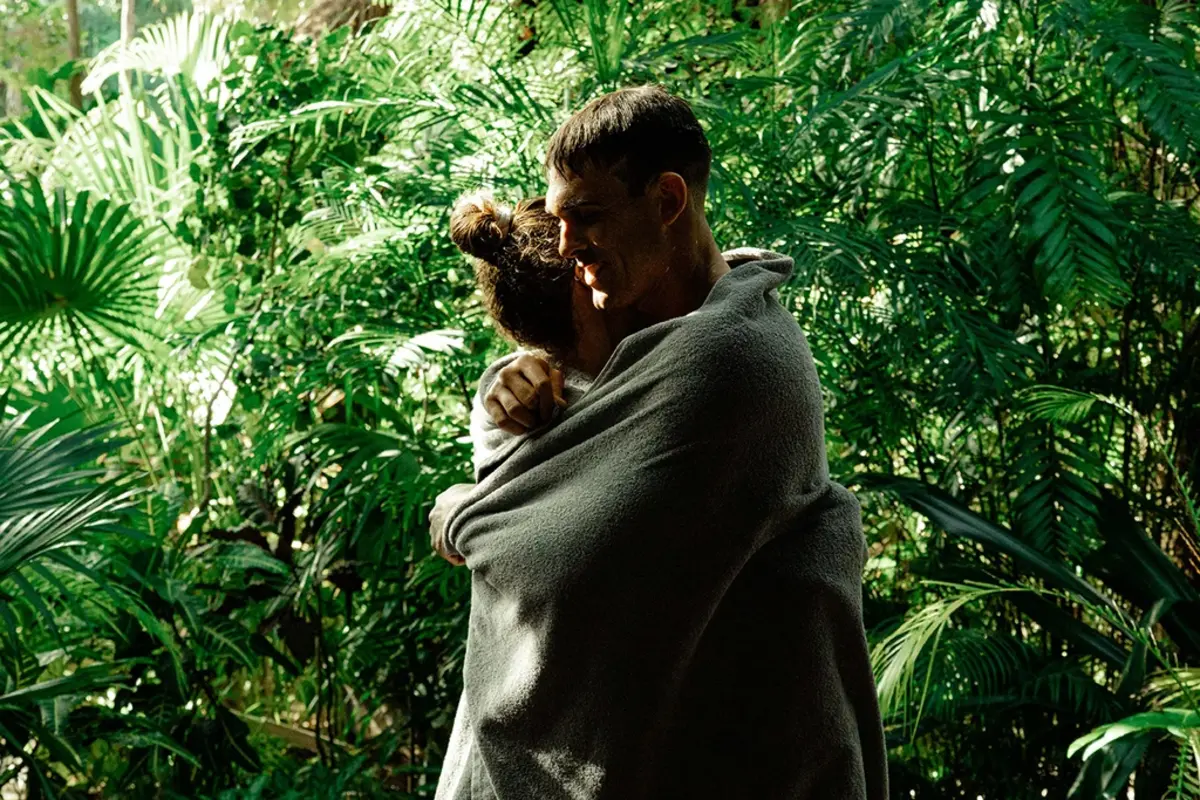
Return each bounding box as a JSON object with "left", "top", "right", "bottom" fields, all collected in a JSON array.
[{"left": 545, "top": 165, "right": 670, "bottom": 310}]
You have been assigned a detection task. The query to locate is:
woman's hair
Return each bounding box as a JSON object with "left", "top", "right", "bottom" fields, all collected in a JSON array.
[{"left": 450, "top": 191, "right": 575, "bottom": 361}]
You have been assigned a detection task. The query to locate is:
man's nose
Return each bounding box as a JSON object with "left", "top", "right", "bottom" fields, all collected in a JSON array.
[{"left": 558, "top": 222, "right": 582, "bottom": 260}]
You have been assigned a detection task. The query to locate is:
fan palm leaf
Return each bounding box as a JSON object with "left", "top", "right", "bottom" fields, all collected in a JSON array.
[{"left": 0, "top": 181, "right": 162, "bottom": 361}]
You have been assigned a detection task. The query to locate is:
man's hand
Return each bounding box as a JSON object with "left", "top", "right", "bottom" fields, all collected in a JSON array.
[
  {"left": 430, "top": 483, "right": 475, "bottom": 566},
  {"left": 484, "top": 354, "right": 567, "bottom": 435}
]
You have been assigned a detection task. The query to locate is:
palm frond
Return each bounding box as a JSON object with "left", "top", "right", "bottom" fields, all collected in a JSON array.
[
  {"left": 229, "top": 98, "right": 452, "bottom": 165},
  {"left": 327, "top": 327, "right": 465, "bottom": 372},
  {"left": 1071, "top": 709, "right": 1200, "bottom": 763},
  {"left": 29, "top": 81, "right": 207, "bottom": 237},
  {"left": 0, "top": 414, "right": 136, "bottom": 584},
  {"left": 978, "top": 115, "right": 1130, "bottom": 308},
  {"left": 1009, "top": 419, "right": 1105, "bottom": 559},
  {"left": 1020, "top": 386, "right": 1102, "bottom": 425},
  {"left": 0, "top": 491, "right": 134, "bottom": 584},
  {"left": 1067, "top": 728, "right": 1153, "bottom": 799},
  {"left": 0, "top": 662, "right": 130, "bottom": 708},
  {"left": 1147, "top": 668, "right": 1200, "bottom": 708},
  {"left": 910, "top": 628, "right": 1032, "bottom": 719},
  {"left": 83, "top": 12, "right": 235, "bottom": 96},
  {"left": 861, "top": 474, "right": 1125, "bottom": 616},
  {"left": 0, "top": 182, "right": 163, "bottom": 361},
  {"left": 0, "top": 411, "right": 118, "bottom": 520},
  {"left": 872, "top": 581, "right": 1019, "bottom": 729},
  {"left": 1095, "top": 5, "right": 1200, "bottom": 160},
  {"left": 1021, "top": 658, "right": 1125, "bottom": 719},
  {"left": 834, "top": 0, "right": 931, "bottom": 65}
]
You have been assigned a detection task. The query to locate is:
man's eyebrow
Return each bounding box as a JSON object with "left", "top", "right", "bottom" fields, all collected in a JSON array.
[{"left": 557, "top": 198, "right": 602, "bottom": 212}]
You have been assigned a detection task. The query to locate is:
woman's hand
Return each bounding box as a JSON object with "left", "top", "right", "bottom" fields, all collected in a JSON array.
[
  {"left": 484, "top": 354, "right": 567, "bottom": 435},
  {"left": 430, "top": 483, "right": 475, "bottom": 566}
]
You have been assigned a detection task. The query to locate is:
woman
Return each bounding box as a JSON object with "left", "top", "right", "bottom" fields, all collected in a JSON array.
[{"left": 430, "top": 191, "right": 635, "bottom": 564}]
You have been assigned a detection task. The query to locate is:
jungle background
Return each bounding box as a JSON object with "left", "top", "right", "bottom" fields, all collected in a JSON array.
[{"left": 1, "top": 0, "right": 1198, "bottom": 796}]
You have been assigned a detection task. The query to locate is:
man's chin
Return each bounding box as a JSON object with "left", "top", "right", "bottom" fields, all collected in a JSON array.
[{"left": 591, "top": 289, "right": 610, "bottom": 309}]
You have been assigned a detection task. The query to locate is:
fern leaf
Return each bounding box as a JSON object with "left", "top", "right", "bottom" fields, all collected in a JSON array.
[
  {"left": 1165, "top": 736, "right": 1200, "bottom": 800},
  {"left": 979, "top": 119, "right": 1130, "bottom": 309},
  {"left": 1020, "top": 386, "right": 1100, "bottom": 424},
  {"left": 1095, "top": 5, "right": 1200, "bottom": 160},
  {"left": 1010, "top": 418, "right": 1105, "bottom": 559}
]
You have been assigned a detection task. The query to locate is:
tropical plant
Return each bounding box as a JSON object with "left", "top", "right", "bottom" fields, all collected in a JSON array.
[
  {"left": 0, "top": 401, "right": 139, "bottom": 794},
  {"left": 2, "top": 0, "right": 1199, "bottom": 795},
  {"left": 0, "top": 180, "right": 162, "bottom": 358}
]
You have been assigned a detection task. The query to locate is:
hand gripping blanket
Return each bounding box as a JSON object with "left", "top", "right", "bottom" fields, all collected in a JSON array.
[{"left": 436, "top": 249, "right": 888, "bottom": 800}]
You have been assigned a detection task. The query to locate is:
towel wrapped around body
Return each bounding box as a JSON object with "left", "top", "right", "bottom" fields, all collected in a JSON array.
[{"left": 436, "top": 249, "right": 888, "bottom": 800}]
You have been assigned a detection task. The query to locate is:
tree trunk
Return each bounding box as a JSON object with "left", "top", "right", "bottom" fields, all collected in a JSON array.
[
  {"left": 293, "top": 0, "right": 391, "bottom": 39},
  {"left": 66, "top": 0, "right": 83, "bottom": 108},
  {"left": 121, "top": 0, "right": 136, "bottom": 45},
  {"left": 4, "top": 59, "right": 24, "bottom": 117}
]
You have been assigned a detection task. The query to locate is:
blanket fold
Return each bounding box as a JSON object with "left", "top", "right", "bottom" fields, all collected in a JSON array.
[{"left": 437, "top": 249, "right": 887, "bottom": 800}]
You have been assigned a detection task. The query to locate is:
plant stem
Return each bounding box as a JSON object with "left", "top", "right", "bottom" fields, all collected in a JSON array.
[{"left": 67, "top": 319, "right": 160, "bottom": 488}]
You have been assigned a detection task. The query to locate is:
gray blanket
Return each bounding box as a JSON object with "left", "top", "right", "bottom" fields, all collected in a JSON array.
[{"left": 437, "top": 249, "right": 887, "bottom": 800}]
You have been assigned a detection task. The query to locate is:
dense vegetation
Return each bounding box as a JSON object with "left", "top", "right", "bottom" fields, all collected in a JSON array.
[{"left": 1, "top": 0, "right": 1198, "bottom": 797}]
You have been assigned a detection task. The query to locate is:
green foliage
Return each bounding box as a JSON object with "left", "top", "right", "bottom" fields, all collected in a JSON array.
[
  {"left": 0, "top": 405, "right": 139, "bottom": 795},
  {"left": 0, "top": 181, "right": 162, "bottom": 358},
  {"left": 1, "top": 0, "right": 1199, "bottom": 795},
  {"left": 870, "top": 476, "right": 1200, "bottom": 796}
]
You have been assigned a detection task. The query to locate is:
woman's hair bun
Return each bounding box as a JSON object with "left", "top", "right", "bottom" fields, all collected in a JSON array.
[{"left": 450, "top": 191, "right": 515, "bottom": 264}]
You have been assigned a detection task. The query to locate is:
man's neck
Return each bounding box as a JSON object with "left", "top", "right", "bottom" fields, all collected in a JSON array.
[
  {"left": 567, "top": 307, "right": 638, "bottom": 377},
  {"left": 635, "top": 230, "right": 728, "bottom": 326}
]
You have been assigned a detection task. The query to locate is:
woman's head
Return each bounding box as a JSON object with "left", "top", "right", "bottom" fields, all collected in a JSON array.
[{"left": 450, "top": 192, "right": 577, "bottom": 362}]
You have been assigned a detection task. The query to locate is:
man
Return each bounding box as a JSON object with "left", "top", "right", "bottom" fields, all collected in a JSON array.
[{"left": 436, "top": 86, "right": 887, "bottom": 800}]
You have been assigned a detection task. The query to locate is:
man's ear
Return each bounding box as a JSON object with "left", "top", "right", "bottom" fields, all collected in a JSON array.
[{"left": 654, "top": 172, "right": 689, "bottom": 226}]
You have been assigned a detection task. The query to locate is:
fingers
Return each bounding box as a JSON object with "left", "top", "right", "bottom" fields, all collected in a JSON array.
[
  {"left": 429, "top": 484, "right": 474, "bottom": 567},
  {"left": 538, "top": 374, "right": 554, "bottom": 420},
  {"left": 496, "top": 418, "right": 528, "bottom": 436},
  {"left": 515, "top": 356, "right": 555, "bottom": 422},
  {"left": 485, "top": 397, "right": 529, "bottom": 435},
  {"left": 484, "top": 354, "right": 569, "bottom": 433},
  {"left": 551, "top": 368, "right": 567, "bottom": 408},
  {"left": 432, "top": 528, "right": 466, "bottom": 566},
  {"left": 493, "top": 386, "right": 537, "bottom": 429},
  {"left": 429, "top": 514, "right": 458, "bottom": 565}
]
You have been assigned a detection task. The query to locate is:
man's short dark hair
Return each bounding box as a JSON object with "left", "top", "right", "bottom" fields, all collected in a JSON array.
[{"left": 545, "top": 85, "right": 712, "bottom": 197}]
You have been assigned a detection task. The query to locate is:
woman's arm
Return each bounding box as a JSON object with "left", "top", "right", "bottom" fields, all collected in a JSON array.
[
  {"left": 430, "top": 352, "right": 544, "bottom": 565},
  {"left": 430, "top": 483, "right": 473, "bottom": 565}
]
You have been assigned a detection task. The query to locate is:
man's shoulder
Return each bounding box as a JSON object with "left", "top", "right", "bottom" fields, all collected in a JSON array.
[{"left": 675, "top": 291, "right": 807, "bottom": 378}]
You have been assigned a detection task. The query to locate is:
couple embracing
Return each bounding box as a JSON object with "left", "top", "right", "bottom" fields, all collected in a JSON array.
[{"left": 429, "top": 86, "right": 888, "bottom": 800}]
